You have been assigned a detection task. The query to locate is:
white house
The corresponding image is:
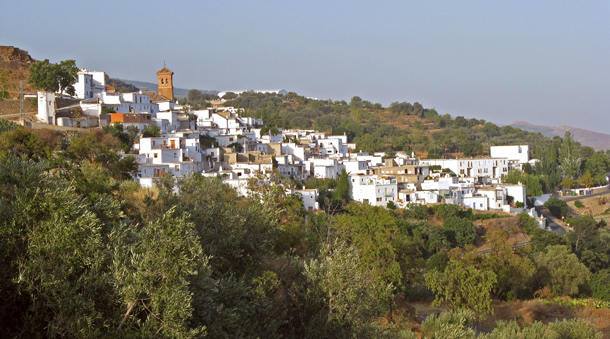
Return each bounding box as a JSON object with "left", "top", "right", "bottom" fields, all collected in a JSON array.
[
  {"left": 294, "top": 189, "right": 320, "bottom": 211},
  {"left": 341, "top": 160, "right": 370, "bottom": 174},
  {"left": 349, "top": 174, "right": 398, "bottom": 207},
  {"left": 503, "top": 184, "right": 527, "bottom": 206},
  {"left": 37, "top": 91, "right": 55, "bottom": 124},
  {"left": 463, "top": 196, "right": 489, "bottom": 211},
  {"left": 306, "top": 158, "right": 342, "bottom": 179},
  {"left": 490, "top": 145, "right": 529, "bottom": 164}
]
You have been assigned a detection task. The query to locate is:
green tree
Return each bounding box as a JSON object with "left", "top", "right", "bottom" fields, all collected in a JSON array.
[
  {"left": 223, "top": 92, "right": 238, "bottom": 100},
  {"left": 0, "top": 128, "right": 50, "bottom": 160},
  {"left": 29, "top": 59, "right": 78, "bottom": 95},
  {"left": 543, "top": 197, "right": 568, "bottom": 219},
  {"left": 559, "top": 131, "right": 581, "bottom": 178},
  {"left": 425, "top": 260, "right": 497, "bottom": 317},
  {"left": 111, "top": 207, "right": 206, "bottom": 337},
  {"left": 333, "top": 169, "right": 351, "bottom": 204},
  {"left": 480, "top": 231, "right": 535, "bottom": 300},
  {"left": 57, "top": 59, "right": 79, "bottom": 96},
  {"left": 579, "top": 170, "right": 594, "bottom": 188},
  {"left": 502, "top": 170, "right": 544, "bottom": 197},
  {"left": 334, "top": 203, "right": 403, "bottom": 287},
  {"left": 7, "top": 181, "right": 120, "bottom": 337},
  {"left": 142, "top": 123, "right": 161, "bottom": 137},
  {"left": 589, "top": 269, "right": 610, "bottom": 301},
  {"left": 533, "top": 245, "right": 590, "bottom": 296},
  {"left": 443, "top": 216, "right": 477, "bottom": 248},
  {"left": 305, "top": 240, "right": 394, "bottom": 336}
]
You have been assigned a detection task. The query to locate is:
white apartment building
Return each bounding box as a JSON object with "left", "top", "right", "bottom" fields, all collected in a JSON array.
[
  {"left": 349, "top": 174, "right": 398, "bottom": 207},
  {"left": 421, "top": 158, "right": 510, "bottom": 179},
  {"left": 72, "top": 69, "right": 106, "bottom": 99}
]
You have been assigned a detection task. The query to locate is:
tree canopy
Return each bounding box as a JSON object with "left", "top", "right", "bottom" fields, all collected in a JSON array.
[{"left": 29, "top": 59, "right": 78, "bottom": 95}]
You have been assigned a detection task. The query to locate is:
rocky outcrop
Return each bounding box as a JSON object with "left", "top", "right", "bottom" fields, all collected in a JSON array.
[{"left": 0, "top": 46, "right": 34, "bottom": 63}]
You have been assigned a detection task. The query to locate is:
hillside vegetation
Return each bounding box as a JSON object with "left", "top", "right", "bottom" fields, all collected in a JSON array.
[
  {"left": 1, "top": 120, "right": 610, "bottom": 338},
  {"left": 223, "top": 91, "right": 610, "bottom": 194}
]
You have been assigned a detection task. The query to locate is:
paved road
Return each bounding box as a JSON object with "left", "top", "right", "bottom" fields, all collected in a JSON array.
[
  {"left": 539, "top": 186, "right": 610, "bottom": 235},
  {"left": 536, "top": 205, "right": 569, "bottom": 235}
]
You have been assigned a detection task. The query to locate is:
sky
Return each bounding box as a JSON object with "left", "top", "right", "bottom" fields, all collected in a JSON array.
[{"left": 2, "top": 0, "right": 609, "bottom": 133}]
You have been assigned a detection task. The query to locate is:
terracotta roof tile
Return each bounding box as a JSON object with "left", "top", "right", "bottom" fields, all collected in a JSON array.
[{"left": 141, "top": 91, "right": 171, "bottom": 103}]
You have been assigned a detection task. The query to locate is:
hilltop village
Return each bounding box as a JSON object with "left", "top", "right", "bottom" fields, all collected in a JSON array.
[
  {"left": 4, "top": 54, "right": 610, "bottom": 338},
  {"left": 34, "top": 67, "right": 542, "bottom": 220}
]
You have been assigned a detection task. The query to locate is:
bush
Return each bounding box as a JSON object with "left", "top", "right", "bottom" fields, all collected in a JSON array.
[
  {"left": 432, "top": 204, "right": 463, "bottom": 220},
  {"left": 574, "top": 200, "right": 585, "bottom": 208},
  {"left": 404, "top": 203, "right": 430, "bottom": 220},
  {"left": 544, "top": 197, "right": 568, "bottom": 219},
  {"left": 481, "top": 318, "right": 601, "bottom": 339},
  {"left": 518, "top": 212, "right": 538, "bottom": 234},
  {"left": 421, "top": 309, "right": 475, "bottom": 339}
]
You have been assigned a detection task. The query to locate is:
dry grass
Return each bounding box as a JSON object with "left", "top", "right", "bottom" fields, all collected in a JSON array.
[
  {"left": 576, "top": 307, "right": 610, "bottom": 338},
  {"left": 475, "top": 216, "right": 531, "bottom": 251}
]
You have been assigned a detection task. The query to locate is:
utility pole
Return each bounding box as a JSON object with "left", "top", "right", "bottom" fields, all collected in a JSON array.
[{"left": 19, "top": 80, "right": 24, "bottom": 124}]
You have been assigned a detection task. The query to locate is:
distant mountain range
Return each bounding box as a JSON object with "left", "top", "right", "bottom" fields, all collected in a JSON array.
[
  {"left": 511, "top": 121, "right": 610, "bottom": 151},
  {"left": 118, "top": 79, "right": 218, "bottom": 98}
]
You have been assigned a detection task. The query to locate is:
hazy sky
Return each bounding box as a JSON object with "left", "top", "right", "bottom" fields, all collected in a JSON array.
[{"left": 2, "top": 1, "right": 609, "bottom": 133}]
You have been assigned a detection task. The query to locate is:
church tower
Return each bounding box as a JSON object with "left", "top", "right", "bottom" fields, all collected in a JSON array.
[{"left": 157, "top": 65, "right": 174, "bottom": 101}]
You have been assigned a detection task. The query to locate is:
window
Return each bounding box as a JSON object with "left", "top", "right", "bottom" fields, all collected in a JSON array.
[
  {"left": 154, "top": 153, "right": 158, "bottom": 158},
  {"left": 376, "top": 197, "right": 382, "bottom": 202}
]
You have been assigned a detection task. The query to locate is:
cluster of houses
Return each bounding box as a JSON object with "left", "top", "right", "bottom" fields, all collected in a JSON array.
[{"left": 35, "top": 67, "right": 544, "bottom": 222}]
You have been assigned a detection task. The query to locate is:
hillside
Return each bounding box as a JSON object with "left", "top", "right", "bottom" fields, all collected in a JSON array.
[
  {"left": 0, "top": 46, "right": 37, "bottom": 98},
  {"left": 512, "top": 121, "right": 610, "bottom": 151},
  {"left": 2, "top": 46, "right": 610, "bottom": 338}
]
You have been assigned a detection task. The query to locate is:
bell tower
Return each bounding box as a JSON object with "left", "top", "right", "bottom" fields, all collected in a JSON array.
[{"left": 157, "top": 64, "right": 174, "bottom": 101}]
